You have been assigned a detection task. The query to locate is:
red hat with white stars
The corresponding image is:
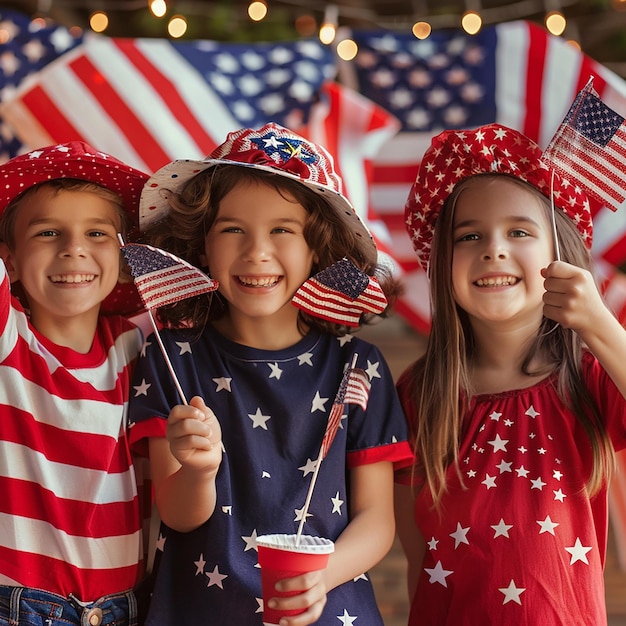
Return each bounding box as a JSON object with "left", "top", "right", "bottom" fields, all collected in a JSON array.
[
  {"left": 140, "top": 122, "right": 378, "bottom": 265},
  {"left": 0, "top": 142, "right": 149, "bottom": 315},
  {"left": 0, "top": 142, "right": 148, "bottom": 223},
  {"left": 404, "top": 123, "right": 596, "bottom": 272}
]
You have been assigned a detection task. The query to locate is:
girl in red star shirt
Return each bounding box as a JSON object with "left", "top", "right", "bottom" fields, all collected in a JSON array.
[{"left": 395, "top": 122, "right": 626, "bottom": 625}]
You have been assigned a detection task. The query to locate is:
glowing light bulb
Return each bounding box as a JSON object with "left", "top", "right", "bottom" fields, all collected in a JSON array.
[
  {"left": 336, "top": 38, "right": 358, "bottom": 61},
  {"left": 545, "top": 11, "right": 566, "bottom": 36},
  {"left": 566, "top": 39, "right": 581, "bottom": 51},
  {"left": 168, "top": 15, "right": 187, "bottom": 38},
  {"left": 89, "top": 11, "right": 108, "bottom": 33},
  {"left": 412, "top": 21, "right": 431, "bottom": 40},
  {"left": 150, "top": 0, "right": 167, "bottom": 18},
  {"left": 319, "top": 23, "right": 336, "bottom": 45},
  {"left": 461, "top": 10, "right": 482, "bottom": 35},
  {"left": 31, "top": 17, "right": 48, "bottom": 30},
  {"left": 319, "top": 5, "right": 338, "bottom": 45},
  {"left": 248, "top": 1, "right": 268, "bottom": 21}
]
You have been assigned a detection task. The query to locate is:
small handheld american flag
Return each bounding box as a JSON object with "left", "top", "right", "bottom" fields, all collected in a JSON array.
[
  {"left": 120, "top": 242, "right": 218, "bottom": 310},
  {"left": 319, "top": 362, "right": 371, "bottom": 459},
  {"left": 296, "top": 354, "right": 371, "bottom": 543},
  {"left": 292, "top": 257, "right": 388, "bottom": 327},
  {"left": 543, "top": 77, "right": 626, "bottom": 214},
  {"left": 119, "top": 238, "right": 219, "bottom": 404}
]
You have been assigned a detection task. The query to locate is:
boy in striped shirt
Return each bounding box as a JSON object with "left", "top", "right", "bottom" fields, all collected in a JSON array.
[{"left": 0, "top": 143, "right": 150, "bottom": 626}]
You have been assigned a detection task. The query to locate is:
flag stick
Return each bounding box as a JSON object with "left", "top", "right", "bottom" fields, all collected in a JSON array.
[
  {"left": 145, "top": 309, "right": 189, "bottom": 405},
  {"left": 543, "top": 174, "right": 561, "bottom": 337},
  {"left": 295, "top": 435, "right": 325, "bottom": 545},
  {"left": 549, "top": 169, "right": 561, "bottom": 262},
  {"left": 118, "top": 234, "right": 189, "bottom": 405},
  {"left": 295, "top": 353, "right": 358, "bottom": 545}
]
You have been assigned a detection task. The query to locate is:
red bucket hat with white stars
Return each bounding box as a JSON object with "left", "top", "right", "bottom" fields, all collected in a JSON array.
[
  {"left": 139, "top": 122, "right": 378, "bottom": 265},
  {"left": 0, "top": 142, "right": 149, "bottom": 315},
  {"left": 404, "top": 123, "right": 597, "bottom": 272}
]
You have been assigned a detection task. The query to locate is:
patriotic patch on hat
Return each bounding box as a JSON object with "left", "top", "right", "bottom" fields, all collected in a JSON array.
[
  {"left": 209, "top": 122, "right": 342, "bottom": 193},
  {"left": 292, "top": 257, "right": 387, "bottom": 327}
]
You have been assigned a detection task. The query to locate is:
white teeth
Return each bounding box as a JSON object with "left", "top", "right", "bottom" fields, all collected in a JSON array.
[
  {"left": 50, "top": 274, "right": 95, "bottom": 284},
  {"left": 476, "top": 276, "right": 517, "bottom": 287},
  {"left": 238, "top": 276, "right": 279, "bottom": 287}
]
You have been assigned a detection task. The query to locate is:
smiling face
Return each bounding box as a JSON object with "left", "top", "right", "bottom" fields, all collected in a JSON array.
[
  {"left": 450, "top": 176, "right": 554, "bottom": 328},
  {"left": 0, "top": 185, "right": 124, "bottom": 334},
  {"left": 203, "top": 178, "right": 316, "bottom": 346}
]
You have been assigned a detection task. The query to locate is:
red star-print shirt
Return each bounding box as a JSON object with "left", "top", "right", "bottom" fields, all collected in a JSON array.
[{"left": 396, "top": 351, "right": 626, "bottom": 625}]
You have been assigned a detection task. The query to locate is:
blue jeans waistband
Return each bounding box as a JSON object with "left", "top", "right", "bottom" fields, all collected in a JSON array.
[{"left": 0, "top": 585, "right": 138, "bottom": 626}]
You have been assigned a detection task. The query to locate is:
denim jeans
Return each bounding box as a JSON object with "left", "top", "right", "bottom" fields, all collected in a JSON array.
[{"left": 0, "top": 585, "right": 138, "bottom": 626}]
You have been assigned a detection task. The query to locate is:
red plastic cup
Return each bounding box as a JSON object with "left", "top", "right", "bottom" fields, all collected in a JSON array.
[{"left": 257, "top": 533, "right": 334, "bottom": 626}]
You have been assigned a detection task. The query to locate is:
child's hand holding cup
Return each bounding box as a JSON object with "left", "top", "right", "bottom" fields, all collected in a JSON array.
[{"left": 257, "top": 533, "right": 334, "bottom": 625}]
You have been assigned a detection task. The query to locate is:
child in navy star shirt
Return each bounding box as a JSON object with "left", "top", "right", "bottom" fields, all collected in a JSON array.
[{"left": 129, "top": 123, "right": 413, "bottom": 625}]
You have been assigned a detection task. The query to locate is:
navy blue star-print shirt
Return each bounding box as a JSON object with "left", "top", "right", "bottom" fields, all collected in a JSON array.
[{"left": 129, "top": 326, "right": 412, "bottom": 625}]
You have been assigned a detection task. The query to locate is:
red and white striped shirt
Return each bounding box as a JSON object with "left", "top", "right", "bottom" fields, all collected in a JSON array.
[{"left": 0, "top": 261, "right": 144, "bottom": 602}]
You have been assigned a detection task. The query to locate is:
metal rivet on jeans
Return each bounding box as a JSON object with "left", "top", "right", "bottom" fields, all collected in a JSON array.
[{"left": 87, "top": 608, "right": 103, "bottom": 626}]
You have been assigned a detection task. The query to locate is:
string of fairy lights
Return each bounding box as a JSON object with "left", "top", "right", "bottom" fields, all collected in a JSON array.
[{"left": 32, "top": 0, "right": 626, "bottom": 62}]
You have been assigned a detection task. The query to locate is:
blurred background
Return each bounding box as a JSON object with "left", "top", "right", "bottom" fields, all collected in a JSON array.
[
  {"left": 1, "top": 0, "right": 626, "bottom": 622},
  {"left": 3, "top": 0, "right": 626, "bottom": 79}
]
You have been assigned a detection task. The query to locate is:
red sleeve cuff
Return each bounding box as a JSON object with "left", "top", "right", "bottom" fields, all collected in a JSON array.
[
  {"left": 129, "top": 417, "right": 167, "bottom": 457},
  {"left": 346, "top": 441, "right": 414, "bottom": 471}
]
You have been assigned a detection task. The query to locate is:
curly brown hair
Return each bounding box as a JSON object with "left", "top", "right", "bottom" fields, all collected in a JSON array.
[{"left": 142, "top": 165, "right": 402, "bottom": 334}]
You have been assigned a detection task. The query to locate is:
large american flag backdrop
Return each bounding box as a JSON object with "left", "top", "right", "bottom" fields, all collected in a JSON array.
[
  {"left": 340, "top": 24, "right": 626, "bottom": 332},
  {"left": 4, "top": 10, "right": 626, "bottom": 334},
  {"left": 1, "top": 7, "right": 626, "bottom": 571}
]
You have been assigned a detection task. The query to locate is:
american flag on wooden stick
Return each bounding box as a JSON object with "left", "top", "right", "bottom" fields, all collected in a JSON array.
[
  {"left": 296, "top": 355, "right": 371, "bottom": 540},
  {"left": 120, "top": 242, "right": 218, "bottom": 310},
  {"left": 119, "top": 240, "right": 219, "bottom": 405},
  {"left": 543, "top": 77, "right": 626, "bottom": 214},
  {"left": 320, "top": 362, "right": 371, "bottom": 460}
]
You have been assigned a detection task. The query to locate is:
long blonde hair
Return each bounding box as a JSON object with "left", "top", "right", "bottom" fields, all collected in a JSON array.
[{"left": 407, "top": 175, "right": 615, "bottom": 508}]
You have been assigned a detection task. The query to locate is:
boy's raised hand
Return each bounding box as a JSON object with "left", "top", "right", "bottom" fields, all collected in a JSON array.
[{"left": 166, "top": 396, "right": 222, "bottom": 475}]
